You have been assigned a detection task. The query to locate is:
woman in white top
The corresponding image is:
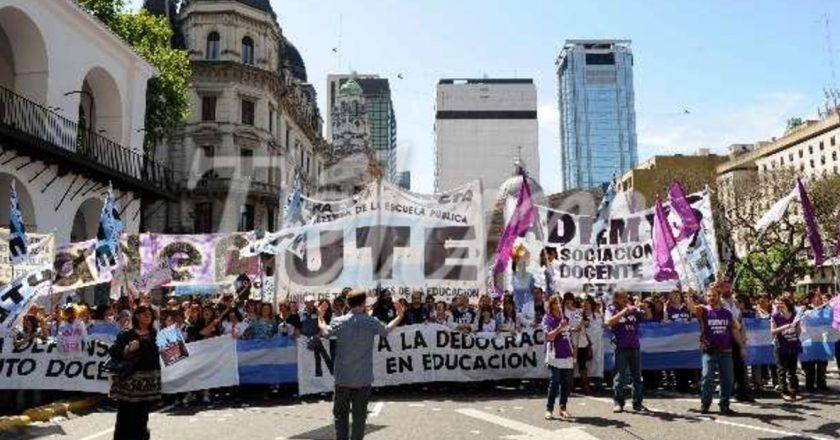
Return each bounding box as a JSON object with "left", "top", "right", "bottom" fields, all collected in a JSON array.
[
  {"left": 576, "top": 297, "right": 596, "bottom": 394},
  {"left": 222, "top": 308, "right": 249, "bottom": 339},
  {"left": 475, "top": 306, "right": 497, "bottom": 338},
  {"left": 496, "top": 297, "right": 520, "bottom": 333},
  {"left": 583, "top": 296, "right": 605, "bottom": 390}
]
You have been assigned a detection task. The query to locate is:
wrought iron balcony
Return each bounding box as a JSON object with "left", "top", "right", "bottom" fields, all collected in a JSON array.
[
  {"left": 190, "top": 175, "right": 281, "bottom": 202},
  {"left": 0, "top": 86, "right": 176, "bottom": 199}
]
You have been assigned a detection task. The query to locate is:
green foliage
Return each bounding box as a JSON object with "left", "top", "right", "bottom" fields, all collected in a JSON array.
[
  {"left": 75, "top": 0, "right": 125, "bottom": 28},
  {"left": 809, "top": 174, "right": 840, "bottom": 251},
  {"left": 786, "top": 117, "right": 804, "bottom": 131},
  {"left": 75, "top": 1, "right": 190, "bottom": 154},
  {"left": 113, "top": 10, "right": 190, "bottom": 153},
  {"left": 734, "top": 245, "right": 809, "bottom": 296}
]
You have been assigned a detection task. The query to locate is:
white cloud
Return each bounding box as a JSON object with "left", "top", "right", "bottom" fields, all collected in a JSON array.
[
  {"left": 637, "top": 92, "right": 813, "bottom": 160},
  {"left": 537, "top": 103, "right": 559, "bottom": 127}
]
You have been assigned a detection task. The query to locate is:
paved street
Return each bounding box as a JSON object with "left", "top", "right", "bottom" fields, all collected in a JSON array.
[{"left": 3, "top": 376, "right": 840, "bottom": 440}]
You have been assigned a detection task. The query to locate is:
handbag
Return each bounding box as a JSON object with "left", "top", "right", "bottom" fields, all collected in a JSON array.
[{"left": 584, "top": 333, "right": 594, "bottom": 361}]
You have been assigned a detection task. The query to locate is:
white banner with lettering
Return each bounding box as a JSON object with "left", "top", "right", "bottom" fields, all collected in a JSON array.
[
  {"left": 261, "top": 181, "right": 486, "bottom": 298},
  {"left": 296, "top": 324, "right": 546, "bottom": 395},
  {"left": 532, "top": 191, "right": 718, "bottom": 293},
  {"left": 0, "top": 335, "right": 237, "bottom": 393}
]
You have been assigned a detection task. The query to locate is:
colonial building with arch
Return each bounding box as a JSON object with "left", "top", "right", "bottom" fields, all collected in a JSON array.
[
  {"left": 145, "top": 0, "right": 331, "bottom": 233},
  {"left": 0, "top": 0, "right": 173, "bottom": 245}
]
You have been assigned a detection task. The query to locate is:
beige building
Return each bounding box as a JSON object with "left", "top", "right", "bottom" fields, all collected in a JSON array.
[
  {"left": 618, "top": 150, "right": 726, "bottom": 209},
  {"left": 147, "top": 0, "right": 330, "bottom": 233}
]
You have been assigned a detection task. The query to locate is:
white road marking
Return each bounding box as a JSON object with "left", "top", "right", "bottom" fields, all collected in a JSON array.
[
  {"left": 369, "top": 401, "right": 385, "bottom": 418},
  {"left": 78, "top": 428, "right": 115, "bottom": 440},
  {"left": 581, "top": 395, "right": 833, "bottom": 440},
  {"left": 456, "top": 408, "right": 599, "bottom": 440},
  {"left": 407, "top": 403, "right": 426, "bottom": 407}
]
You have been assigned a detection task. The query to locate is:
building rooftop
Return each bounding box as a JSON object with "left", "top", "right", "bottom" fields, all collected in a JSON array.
[
  {"left": 438, "top": 78, "right": 533, "bottom": 85},
  {"left": 717, "top": 111, "right": 840, "bottom": 175}
]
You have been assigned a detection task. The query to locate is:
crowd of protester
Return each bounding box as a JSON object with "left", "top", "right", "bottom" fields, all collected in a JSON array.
[{"left": 9, "top": 283, "right": 840, "bottom": 409}]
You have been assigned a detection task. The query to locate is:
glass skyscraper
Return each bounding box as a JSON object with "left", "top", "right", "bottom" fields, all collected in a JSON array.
[{"left": 557, "top": 40, "right": 637, "bottom": 191}]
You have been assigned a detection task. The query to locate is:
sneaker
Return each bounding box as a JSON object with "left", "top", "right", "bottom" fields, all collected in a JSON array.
[
  {"left": 544, "top": 411, "right": 554, "bottom": 420},
  {"left": 632, "top": 404, "right": 650, "bottom": 413},
  {"left": 181, "top": 394, "right": 194, "bottom": 406},
  {"left": 558, "top": 410, "right": 572, "bottom": 421},
  {"left": 719, "top": 407, "right": 737, "bottom": 416},
  {"left": 700, "top": 406, "right": 710, "bottom": 414},
  {"left": 612, "top": 404, "right": 624, "bottom": 413},
  {"left": 781, "top": 394, "right": 795, "bottom": 402}
]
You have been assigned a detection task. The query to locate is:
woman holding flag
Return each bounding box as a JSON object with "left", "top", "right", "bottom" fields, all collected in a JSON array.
[{"left": 771, "top": 297, "right": 802, "bottom": 401}]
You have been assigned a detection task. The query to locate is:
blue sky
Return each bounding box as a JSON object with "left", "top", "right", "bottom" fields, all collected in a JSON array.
[{"left": 129, "top": 0, "right": 840, "bottom": 193}]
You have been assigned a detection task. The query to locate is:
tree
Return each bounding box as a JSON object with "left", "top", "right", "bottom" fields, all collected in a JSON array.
[
  {"left": 75, "top": 0, "right": 190, "bottom": 155},
  {"left": 786, "top": 117, "right": 804, "bottom": 132},
  {"left": 716, "top": 167, "right": 810, "bottom": 295},
  {"left": 716, "top": 168, "right": 840, "bottom": 295}
]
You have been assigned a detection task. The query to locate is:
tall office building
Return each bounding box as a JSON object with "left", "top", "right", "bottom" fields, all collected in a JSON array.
[
  {"left": 434, "top": 78, "right": 539, "bottom": 211},
  {"left": 557, "top": 40, "right": 637, "bottom": 191},
  {"left": 326, "top": 74, "right": 397, "bottom": 182}
]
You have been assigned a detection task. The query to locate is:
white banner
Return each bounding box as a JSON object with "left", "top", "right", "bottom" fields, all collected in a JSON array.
[
  {"left": 296, "top": 324, "right": 546, "bottom": 396},
  {"left": 0, "top": 335, "right": 238, "bottom": 394},
  {"left": 161, "top": 336, "right": 238, "bottom": 393},
  {"left": 266, "top": 181, "right": 486, "bottom": 298},
  {"left": 0, "top": 268, "right": 53, "bottom": 336},
  {"left": 531, "top": 191, "right": 718, "bottom": 293}
]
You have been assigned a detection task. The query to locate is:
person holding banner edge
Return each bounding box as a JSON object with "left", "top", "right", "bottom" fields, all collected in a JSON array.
[
  {"left": 605, "top": 289, "right": 648, "bottom": 413},
  {"left": 317, "top": 290, "right": 405, "bottom": 440}
]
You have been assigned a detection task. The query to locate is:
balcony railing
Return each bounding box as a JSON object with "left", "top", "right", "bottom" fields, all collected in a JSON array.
[
  {"left": 191, "top": 175, "right": 281, "bottom": 201},
  {"left": 0, "top": 86, "right": 175, "bottom": 198}
]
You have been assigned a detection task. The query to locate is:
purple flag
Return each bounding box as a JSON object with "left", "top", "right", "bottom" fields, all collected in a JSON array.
[
  {"left": 797, "top": 178, "right": 824, "bottom": 266},
  {"left": 668, "top": 181, "right": 700, "bottom": 240},
  {"left": 492, "top": 176, "right": 536, "bottom": 275},
  {"left": 832, "top": 295, "right": 840, "bottom": 331},
  {"left": 653, "top": 196, "right": 679, "bottom": 282},
  {"left": 836, "top": 208, "right": 840, "bottom": 258}
]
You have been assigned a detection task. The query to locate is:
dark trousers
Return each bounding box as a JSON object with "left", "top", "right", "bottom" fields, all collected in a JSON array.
[
  {"left": 802, "top": 361, "right": 828, "bottom": 391},
  {"left": 613, "top": 347, "right": 644, "bottom": 406},
  {"left": 334, "top": 386, "right": 372, "bottom": 440},
  {"left": 546, "top": 366, "right": 573, "bottom": 411},
  {"left": 732, "top": 342, "right": 751, "bottom": 398},
  {"left": 775, "top": 350, "right": 799, "bottom": 395},
  {"left": 113, "top": 401, "right": 152, "bottom": 440}
]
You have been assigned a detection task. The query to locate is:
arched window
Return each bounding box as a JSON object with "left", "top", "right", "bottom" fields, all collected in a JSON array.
[
  {"left": 206, "top": 32, "right": 220, "bottom": 60},
  {"left": 241, "top": 36, "right": 254, "bottom": 65}
]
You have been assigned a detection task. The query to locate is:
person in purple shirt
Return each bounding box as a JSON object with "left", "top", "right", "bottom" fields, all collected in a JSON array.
[
  {"left": 542, "top": 294, "right": 575, "bottom": 421},
  {"left": 688, "top": 282, "right": 745, "bottom": 415},
  {"left": 771, "top": 297, "right": 802, "bottom": 402},
  {"left": 605, "top": 290, "right": 647, "bottom": 413}
]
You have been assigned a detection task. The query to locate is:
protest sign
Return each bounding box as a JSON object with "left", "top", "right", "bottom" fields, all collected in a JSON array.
[
  {"left": 161, "top": 336, "right": 238, "bottom": 393},
  {"left": 141, "top": 232, "right": 255, "bottom": 286},
  {"left": 531, "top": 192, "right": 718, "bottom": 292},
  {"left": 263, "top": 181, "right": 485, "bottom": 298},
  {"left": 0, "top": 337, "right": 111, "bottom": 393},
  {"left": 0, "top": 268, "right": 53, "bottom": 336},
  {"left": 0, "top": 229, "right": 54, "bottom": 285},
  {"left": 296, "top": 324, "right": 545, "bottom": 395},
  {"left": 157, "top": 325, "right": 189, "bottom": 367}
]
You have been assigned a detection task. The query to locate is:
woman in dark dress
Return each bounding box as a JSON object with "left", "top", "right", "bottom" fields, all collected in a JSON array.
[{"left": 109, "top": 305, "right": 161, "bottom": 440}]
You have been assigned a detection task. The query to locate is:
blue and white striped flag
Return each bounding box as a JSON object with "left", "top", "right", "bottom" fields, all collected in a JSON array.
[
  {"left": 94, "top": 185, "right": 124, "bottom": 281},
  {"left": 591, "top": 176, "right": 617, "bottom": 246},
  {"left": 8, "top": 180, "right": 28, "bottom": 264}
]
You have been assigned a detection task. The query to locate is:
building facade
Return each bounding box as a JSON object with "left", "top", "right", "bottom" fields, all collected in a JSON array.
[
  {"left": 618, "top": 150, "right": 726, "bottom": 209},
  {"left": 326, "top": 74, "right": 397, "bottom": 182},
  {"left": 557, "top": 40, "right": 637, "bottom": 191},
  {"left": 148, "top": 0, "right": 329, "bottom": 233},
  {"left": 0, "top": 0, "right": 170, "bottom": 246},
  {"left": 434, "top": 78, "right": 539, "bottom": 212}
]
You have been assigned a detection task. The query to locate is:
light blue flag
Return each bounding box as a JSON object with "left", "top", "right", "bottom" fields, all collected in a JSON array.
[
  {"left": 95, "top": 186, "right": 124, "bottom": 279},
  {"left": 8, "top": 180, "right": 28, "bottom": 264}
]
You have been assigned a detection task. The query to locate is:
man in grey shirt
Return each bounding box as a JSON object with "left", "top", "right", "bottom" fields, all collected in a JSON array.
[{"left": 318, "top": 290, "right": 404, "bottom": 440}]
